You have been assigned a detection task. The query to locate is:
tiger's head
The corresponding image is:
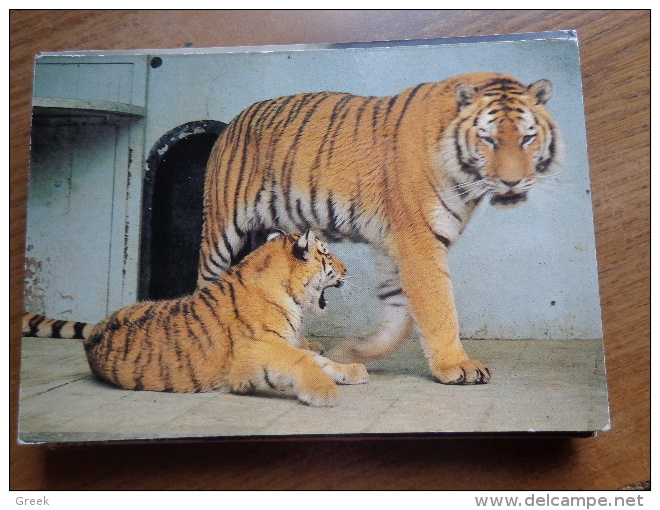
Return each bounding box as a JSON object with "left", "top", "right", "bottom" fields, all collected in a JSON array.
[
  {"left": 267, "top": 230, "right": 347, "bottom": 315},
  {"left": 442, "top": 77, "right": 562, "bottom": 208}
]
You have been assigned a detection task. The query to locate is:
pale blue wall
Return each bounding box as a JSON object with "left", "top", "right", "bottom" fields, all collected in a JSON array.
[
  {"left": 141, "top": 36, "right": 602, "bottom": 340},
  {"left": 27, "top": 57, "right": 147, "bottom": 323}
]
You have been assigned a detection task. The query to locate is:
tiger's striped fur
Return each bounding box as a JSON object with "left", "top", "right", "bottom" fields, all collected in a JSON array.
[
  {"left": 198, "top": 73, "right": 561, "bottom": 385},
  {"left": 26, "top": 231, "right": 368, "bottom": 406},
  {"left": 22, "top": 313, "right": 94, "bottom": 339}
]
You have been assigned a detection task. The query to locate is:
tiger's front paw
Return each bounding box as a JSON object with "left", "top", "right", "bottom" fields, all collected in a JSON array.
[
  {"left": 297, "top": 383, "right": 339, "bottom": 407},
  {"left": 332, "top": 363, "right": 369, "bottom": 385},
  {"left": 432, "top": 359, "right": 491, "bottom": 385}
]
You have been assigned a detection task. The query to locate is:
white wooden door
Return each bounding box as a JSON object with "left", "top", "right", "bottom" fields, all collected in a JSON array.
[{"left": 25, "top": 117, "right": 135, "bottom": 323}]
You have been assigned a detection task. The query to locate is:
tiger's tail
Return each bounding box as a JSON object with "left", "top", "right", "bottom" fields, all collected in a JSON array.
[{"left": 21, "top": 313, "right": 94, "bottom": 339}]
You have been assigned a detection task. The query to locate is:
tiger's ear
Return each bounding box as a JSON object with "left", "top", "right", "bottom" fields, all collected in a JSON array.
[
  {"left": 293, "top": 230, "right": 316, "bottom": 261},
  {"left": 267, "top": 229, "right": 286, "bottom": 242},
  {"left": 455, "top": 83, "right": 476, "bottom": 109},
  {"left": 527, "top": 79, "right": 553, "bottom": 105}
]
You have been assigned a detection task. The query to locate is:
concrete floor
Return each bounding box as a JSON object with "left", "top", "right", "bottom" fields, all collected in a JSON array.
[{"left": 18, "top": 336, "right": 610, "bottom": 444}]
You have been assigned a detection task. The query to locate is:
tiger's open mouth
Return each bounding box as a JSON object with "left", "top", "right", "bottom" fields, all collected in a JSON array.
[
  {"left": 491, "top": 191, "right": 528, "bottom": 207},
  {"left": 319, "top": 280, "right": 343, "bottom": 310}
]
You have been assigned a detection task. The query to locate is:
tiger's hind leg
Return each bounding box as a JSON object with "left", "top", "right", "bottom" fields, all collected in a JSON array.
[
  {"left": 327, "top": 250, "right": 413, "bottom": 363},
  {"left": 197, "top": 221, "right": 268, "bottom": 288},
  {"left": 196, "top": 219, "right": 236, "bottom": 288}
]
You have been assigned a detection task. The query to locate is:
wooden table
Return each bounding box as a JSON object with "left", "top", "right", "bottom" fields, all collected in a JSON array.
[{"left": 9, "top": 10, "right": 649, "bottom": 490}]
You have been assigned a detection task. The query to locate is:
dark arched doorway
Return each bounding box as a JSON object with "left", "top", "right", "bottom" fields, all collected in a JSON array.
[{"left": 139, "top": 120, "right": 227, "bottom": 301}]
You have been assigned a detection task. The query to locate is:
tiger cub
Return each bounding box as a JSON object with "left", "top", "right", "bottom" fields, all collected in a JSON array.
[
  {"left": 23, "top": 231, "right": 368, "bottom": 406},
  {"left": 197, "top": 73, "right": 561, "bottom": 385}
]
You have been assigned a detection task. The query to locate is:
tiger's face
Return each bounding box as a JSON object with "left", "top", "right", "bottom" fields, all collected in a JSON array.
[
  {"left": 446, "top": 78, "right": 560, "bottom": 208},
  {"left": 270, "top": 230, "right": 347, "bottom": 315},
  {"left": 298, "top": 231, "right": 347, "bottom": 315}
]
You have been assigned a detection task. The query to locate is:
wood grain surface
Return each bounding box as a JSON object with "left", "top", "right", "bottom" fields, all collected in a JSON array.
[{"left": 9, "top": 10, "right": 650, "bottom": 490}]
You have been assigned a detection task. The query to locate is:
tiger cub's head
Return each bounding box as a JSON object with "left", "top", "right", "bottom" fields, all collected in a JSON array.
[
  {"left": 444, "top": 77, "right": 562, "bottom": 208},
  {"left": 267, "top": 230, "right": 347, "bottom": 315}
]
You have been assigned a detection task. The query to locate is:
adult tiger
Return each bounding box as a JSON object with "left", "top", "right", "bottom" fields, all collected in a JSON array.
[{"left": 197, "top": 72, "right": 561, "bottom": 385}]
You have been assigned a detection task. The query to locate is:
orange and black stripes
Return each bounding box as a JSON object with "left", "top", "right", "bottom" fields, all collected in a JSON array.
[
  {"left": 22, "top": 313, "right": 94, "bottom": 339},
  {"left": 196, "top": 74, "right": 558, "bottom": 291},
  {"left": 79, "top": 230, "right": 348, "bottom": 397}
]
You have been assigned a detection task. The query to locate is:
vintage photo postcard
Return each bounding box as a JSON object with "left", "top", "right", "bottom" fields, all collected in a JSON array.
[{"left": 19, "top": 31, "right": 609, "bottom": 444}]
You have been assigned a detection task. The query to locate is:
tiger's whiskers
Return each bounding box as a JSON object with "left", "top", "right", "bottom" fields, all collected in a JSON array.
[
  {"left": 446, "top": 179, "right": 485, "bottom": 192},
  {"left": 337, "top": 275, "right": 361, "bottom": 299}
]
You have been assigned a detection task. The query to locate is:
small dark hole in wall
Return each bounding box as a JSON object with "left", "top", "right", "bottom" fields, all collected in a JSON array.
[
  {"left": 139, "top": 120, "right": 227, "bottom": 301},
  {"left": 150, "top": 57, "right": 163, "bottom": 68}
]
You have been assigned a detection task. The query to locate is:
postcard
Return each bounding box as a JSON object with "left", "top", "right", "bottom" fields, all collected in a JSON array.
[{"left": 20, "top": 31, "right": 608, "bottom": 444}]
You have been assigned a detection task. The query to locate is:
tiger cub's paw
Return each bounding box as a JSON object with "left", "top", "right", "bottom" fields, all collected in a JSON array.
[
  {"left": 297, "top": 384, "right": 339, "bottom": 407},
  {"left": 432, "top": 359, "right": 491, "bottom": 385},
  {"left": 331, "top": 363, "right": 369, "bottom": 385}
]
